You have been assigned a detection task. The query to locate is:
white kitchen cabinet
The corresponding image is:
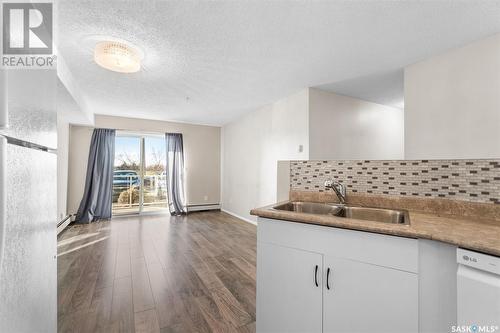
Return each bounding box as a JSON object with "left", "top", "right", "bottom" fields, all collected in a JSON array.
[
  {"left": 257, "top": 242, "right": 323, "bottom": 333},
  {"left": 257, "top": 217, "right": 419, "bottom": 333},
  {"left": 323, "top": 256, "right": 418, "bottom": 333}
]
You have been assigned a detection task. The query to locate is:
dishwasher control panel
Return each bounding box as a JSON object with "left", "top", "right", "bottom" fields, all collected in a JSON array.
[{"left": 457, "top": 248, "right": 500, "bottom": 275}]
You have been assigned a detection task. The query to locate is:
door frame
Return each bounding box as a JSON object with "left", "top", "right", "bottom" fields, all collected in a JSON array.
[{"left": 113, "top": 131, "right": 168, "bottom": 216}]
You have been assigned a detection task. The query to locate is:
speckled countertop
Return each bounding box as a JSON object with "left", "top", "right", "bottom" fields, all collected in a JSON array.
[{"left": 250, "top": 201, "right": 500, "bottom": 257}]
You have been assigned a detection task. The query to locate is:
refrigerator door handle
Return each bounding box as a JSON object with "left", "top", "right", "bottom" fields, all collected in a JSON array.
[
  {"left": 0, "top": 136, "right": 6, "bottom": 273},
  {"left": 0, "top": 69, "right": 7, "bottom": 129}
]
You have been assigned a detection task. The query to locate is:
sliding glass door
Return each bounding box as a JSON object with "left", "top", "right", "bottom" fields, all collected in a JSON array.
[
  {"left": 112, "top": 133, "right": 168, "bottom": 215},
  {"left": 113, "top": 136, "right": 141, "bottom": 215},
  {"left": 143, "top": 136, "right": 168, "bottom": 213}
]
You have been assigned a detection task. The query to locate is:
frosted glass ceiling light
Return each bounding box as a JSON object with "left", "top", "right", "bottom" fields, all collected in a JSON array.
[{"left": 94, "top": 41, "right": 141, "bottom": 73}]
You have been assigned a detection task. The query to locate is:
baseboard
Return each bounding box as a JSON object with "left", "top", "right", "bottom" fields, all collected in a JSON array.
[
  {"left": 221, "top": 209, "right": 257, "bottom": 226},
  {"left": 187, "top": 203, "right": 221, "bottom": 212},
  {"left": 57, "top": 215, "right": 72, "bottom": 235}
]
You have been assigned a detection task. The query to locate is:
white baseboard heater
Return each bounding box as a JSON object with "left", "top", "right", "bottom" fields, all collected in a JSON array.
[
  {"left": 187, "top": 203, "right": 221, "bottom": 212},
  {"left": 57, "top": 215, "right": 73, "bottom": 235}
]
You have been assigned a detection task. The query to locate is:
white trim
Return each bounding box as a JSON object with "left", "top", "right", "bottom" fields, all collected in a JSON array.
[
  {"left": 57, "top": 215, "right": 72, "bottom": 235},
  {"left": 187, "top": 204, "right": 220, "bottom": 212},
  {"left": 221, "top": 209, "right": 257, "bottom": 226}
]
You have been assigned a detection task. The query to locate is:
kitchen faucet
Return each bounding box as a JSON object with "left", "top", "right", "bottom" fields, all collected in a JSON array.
[{"left": 324, "top": 179, "right": 347, "bottom": 204}]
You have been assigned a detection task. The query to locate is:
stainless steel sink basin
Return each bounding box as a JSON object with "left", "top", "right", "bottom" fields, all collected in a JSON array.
[
  {"left": 272, "top": 201, "right": 409, "bottom": 225},
  {"left": 337, "top": 206, "right": 409, "bottom": 224},
  {"left": 274, "top": 201, "right": 344, "bottom": 215}
]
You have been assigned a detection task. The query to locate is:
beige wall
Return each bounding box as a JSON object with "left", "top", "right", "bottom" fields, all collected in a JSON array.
[
  {"left": 309, "top": 88, "right": 404, "bottom": 160},
  {"left": 68, "top": 125, "right": 92, "bottom": 215},
  {"left": 67, "top": 115, "right": 220, "bottom": 215},
  {"left": 405, "top": 33, "right": 500, "bottom": 159}
]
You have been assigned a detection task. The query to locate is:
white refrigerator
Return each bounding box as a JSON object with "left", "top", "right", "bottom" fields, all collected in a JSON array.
[{"left": 0, "top": 69, "right": 57, "bottom": 332}]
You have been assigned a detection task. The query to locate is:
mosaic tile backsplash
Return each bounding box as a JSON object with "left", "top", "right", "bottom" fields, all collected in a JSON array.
[{"left": 290, "top": 159, "right": 500, "bottom": 204}]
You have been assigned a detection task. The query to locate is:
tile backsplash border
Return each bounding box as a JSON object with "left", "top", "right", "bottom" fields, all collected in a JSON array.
[{"left": 290, "top": 159, "right": 500, "bottom": 205}]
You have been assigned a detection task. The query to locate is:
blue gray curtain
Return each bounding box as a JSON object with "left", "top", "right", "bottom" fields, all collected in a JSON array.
[
  {"left": 76, "top": 129, "right": 116, "bottom": 223},
  {"left": 165, "top": 133, "right": 186, "bottom": 215}
]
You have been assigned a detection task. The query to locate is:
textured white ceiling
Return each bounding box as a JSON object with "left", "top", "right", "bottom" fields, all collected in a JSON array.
[
  {"left": 317, "top": 69, "right": 404, "bottom": 109},
  {"left": 57, "top": 1, "right": 500, "bottom": 126}
]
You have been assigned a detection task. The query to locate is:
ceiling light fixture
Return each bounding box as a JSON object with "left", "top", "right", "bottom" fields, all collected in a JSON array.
[{"left": 94, "top": 41, "right": 141, "bottom": 73}]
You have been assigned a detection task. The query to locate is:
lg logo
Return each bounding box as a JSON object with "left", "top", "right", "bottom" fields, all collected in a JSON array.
[
  {"left": 2, "top": 3, "right": 53, "bottom": 55},
  {"left": 463, "top": 255, "right": 478, "bottom": 263}
]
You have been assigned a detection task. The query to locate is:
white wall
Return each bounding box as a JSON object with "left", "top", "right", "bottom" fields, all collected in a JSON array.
[
  {"left": 404, "top": 33, "right": 500, "bottom": 159},
  {"left": 56, "top": 112, "right": 69, "bottom": 221},
  {"left": 276, "top": 161, "right": 291, "bottom": 202},
  {"left": 308, "top": 88, "right": 404, "bottom": 160},
  {"left": 67, "top": 115, "right": 221, "bottom": 215},
  {"left": 222, "top": 88, "right": 406, "bottom": 221},
  {"left": 222, "top": 89, "right": 309, "bottom": 222},
  {"left": 56, "top": 80, "right": 94, "bottom": 220}
]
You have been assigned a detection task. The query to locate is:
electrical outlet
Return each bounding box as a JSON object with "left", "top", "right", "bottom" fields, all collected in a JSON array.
[
  {"left": 298, "top": 144, "right": 303, "bottom": 153},
  {"left": 204, "top": 195, "right": 208, "bottom": 201}
]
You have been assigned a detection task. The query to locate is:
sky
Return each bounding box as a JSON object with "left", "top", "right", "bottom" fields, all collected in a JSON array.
[{"left": 114, "top": 136, "right": 166, "bottom": 167}]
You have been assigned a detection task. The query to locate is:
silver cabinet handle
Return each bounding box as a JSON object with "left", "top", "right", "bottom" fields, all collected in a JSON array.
[{"left": 314, "top": 265, "right": 319, "bottom": 287}]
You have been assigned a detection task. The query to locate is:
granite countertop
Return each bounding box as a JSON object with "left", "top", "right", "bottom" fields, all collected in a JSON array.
[{"left": 250, "top": 201, "right": 500, "bottom": 257}]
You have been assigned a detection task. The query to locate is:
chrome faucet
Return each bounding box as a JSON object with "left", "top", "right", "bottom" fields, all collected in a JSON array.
[{"left": 324, "top": 179, "right": 347, "bottom": 204}]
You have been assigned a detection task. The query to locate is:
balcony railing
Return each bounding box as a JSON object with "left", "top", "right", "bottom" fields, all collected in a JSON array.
[{"left": 112, "top": 174, "right": 167, "bottom": 213}]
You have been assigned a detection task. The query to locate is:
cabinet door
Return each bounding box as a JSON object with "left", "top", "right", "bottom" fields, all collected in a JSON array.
[
  {"left": 257, "top": 242, "right": 323, "bottom": 333},
  {"left": 323, "top": 256, "right": 418, "bottom": 333}
]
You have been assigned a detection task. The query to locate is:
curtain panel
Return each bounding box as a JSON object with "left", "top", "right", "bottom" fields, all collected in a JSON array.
[
  {"left": 76, "top": 128, "right": 116, "bottom": 223},
  {"left": 165, "top": 133, "right": 187, "bottom": 215}
]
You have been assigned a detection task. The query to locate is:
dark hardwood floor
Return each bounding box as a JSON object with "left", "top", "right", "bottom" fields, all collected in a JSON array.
[{"left": 57, "top": 211, "right": 257, "bottom": 333}]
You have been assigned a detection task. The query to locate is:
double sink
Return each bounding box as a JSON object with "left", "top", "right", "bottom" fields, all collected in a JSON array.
[{"left": 273, "top": 201, "right": 410, "bottom": 225}]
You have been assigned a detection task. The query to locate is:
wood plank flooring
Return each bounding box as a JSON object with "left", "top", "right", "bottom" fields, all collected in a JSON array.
[{"left": 57, "top": 211, "right": 257, "bottom": 333}]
